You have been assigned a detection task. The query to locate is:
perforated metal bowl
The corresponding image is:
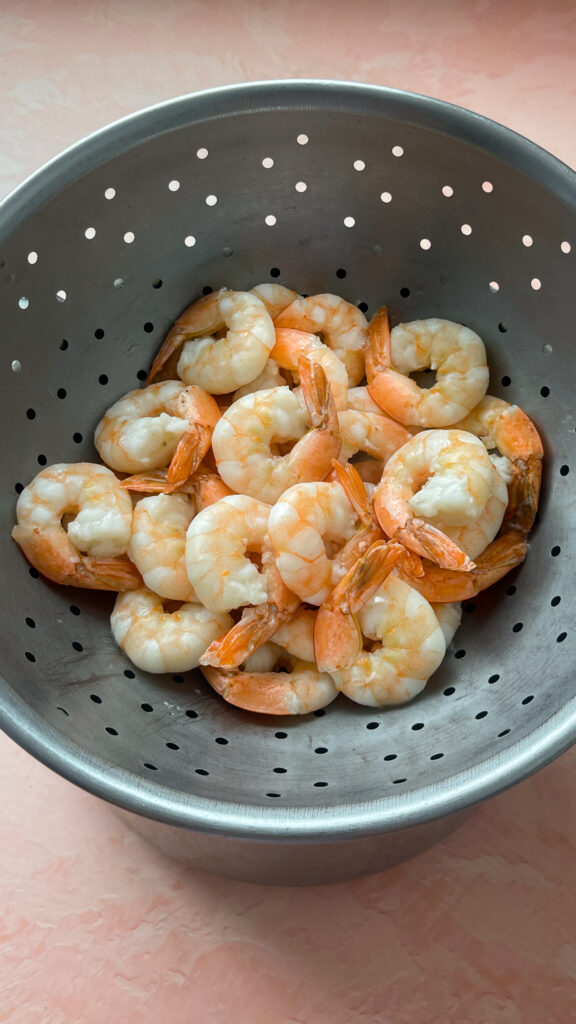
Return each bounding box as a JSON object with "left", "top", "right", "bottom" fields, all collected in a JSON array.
[{"left": 1, "top": 81, "right": 575, "bottom": 886}]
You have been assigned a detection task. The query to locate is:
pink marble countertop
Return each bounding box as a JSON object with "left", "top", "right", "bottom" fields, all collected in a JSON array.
[{"left": 1, "top": 2, "right": 576, "bottom": 1021}]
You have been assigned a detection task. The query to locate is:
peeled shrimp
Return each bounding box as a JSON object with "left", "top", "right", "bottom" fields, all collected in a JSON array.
[
  {"left": 174, "top": 291, "right": 276, "bottom": 394},
  {"left": 374, "top": 429, "right": 503, "bottom": 569},
  {"left": 267, "top": 478, "right": 363, "bottom": 605},
  {"left": 211, "top": 359, "right": 341, "bottom": 504},
  {"left": 271, "top": 328, "right": 349, "bottom": 410},
  {"left": 330, "top": 575, "right": 447, "bottom": 706},
  {"left": 367, "top": 308, "right": 489, "bottom": 427},
  {"left": 12, "top": 463, "right": 141, "bottom": 590},
  {"left": 441, "top": 459, "right": 509, "bottom": 559},
  {"left": 94, "top": 381, "right": 220, "bottom": 490},
  {"left": 201, "top": 652, "right": 338, "bottom": 715},
  {"left": 433, "top": 601, "right": 462, "bottom": 646},
  {"left": 129, "top": 493, "right": 197, "bottom": 601},
  {"left": 111, "top": 588, "right": 232, "bottom": 673},
  {"left": 274, "top": 293, "right": 368, "bottom": 386},
  {"left": 185, "top": 494, "right": 270, "bottom": 612},
  {"left": 453, "top": 396, "right": 543, "bottom": 532},
  {"left": 400, "top": 529, "right": 528, "bottom": 603}
]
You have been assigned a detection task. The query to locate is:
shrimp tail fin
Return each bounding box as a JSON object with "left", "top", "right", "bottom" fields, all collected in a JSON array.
[
  {"left": 401, "top": 530, "right": 527, "bottom": 603},
  {"left": 298, "top": 357, "right": 340, "bottom": 439},
  {"left": 165, "top": 425, "right": 208, "bottom": 492},
  {"left": 343, "top": 540, "right": 407, "bottom": 613},
  {"left": 401, "top": 519, "right": 476, "bottom": 571},
  {"left": 505, "top": 457, "right": 542, "bottom": 533},
  {"left": 82, "top": 555, "right": 143, "bottom": 591},
  {"left": 331, "top": 459, "right": 374, "bottom": 527},
  {"left": 365, "top": 305, "right": 391, "bottom": 379},
  {"left": 200, "top": 604, "right": 284, "bottom": 669}
]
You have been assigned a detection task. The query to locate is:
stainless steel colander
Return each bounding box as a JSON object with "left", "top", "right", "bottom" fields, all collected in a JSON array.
[{"left": 1, "top": 81, "right": 574, "bottom": 886}]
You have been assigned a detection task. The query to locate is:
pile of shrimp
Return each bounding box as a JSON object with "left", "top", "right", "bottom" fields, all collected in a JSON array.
[{"left": 12, "top": 283, "right": 543, "bottom": 715}]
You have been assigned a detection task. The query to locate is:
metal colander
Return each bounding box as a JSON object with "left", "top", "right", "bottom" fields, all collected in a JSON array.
[{"left": 1, "top": 81, "right": 574, "bottom": 886}]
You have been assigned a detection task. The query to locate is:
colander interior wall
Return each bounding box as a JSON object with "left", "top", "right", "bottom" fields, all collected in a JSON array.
[{"left": 0, "top": 82, "right": 574, "bottom": 842}]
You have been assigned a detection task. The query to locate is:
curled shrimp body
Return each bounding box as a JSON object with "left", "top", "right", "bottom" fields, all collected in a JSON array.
[
  {"left": 129, "top": 493, "right": 197, "bottom": 601},
  {"left": 374, "top": 429, "right": 500, "bottom": 570},
  {"left": 441, "top": 459, "right": 509, "bottom": 559},
  {"left": 274, "top": 293, "right": 368, "bottom": 386},
  {"left": 330, "top": 575, "right": 447, "bottom": 707},
  {"left": 12, "top": 463, "right": 141, "bottom": 590},
  {"left": 453, "top": 396, "right": 543, "bottom": 533},
  {"left": 94, "top": 381, "right": 220, "bottom": 490},
  {"left": 201, "top": 653, "right": 338, "bottom": 716},
  {"left": 185, "top": 494, "right": 271, "bottom": 612},
  {"left": 111, "top": 588, "right": 232, "bottom": 673},
  {"left": 175, "top": 291, "right": 276, "bottom": 394},
  {"left": 367, "top": 308, "right": 489, "bottom": 427},
  {"left": 271, "top": 328, "right": 349, "bottom": 410},
  {"left": 211, "top": 360, "right": 341, "bottom": 504},
  {"left": 267, "top": 479, "right": 362, "bottom": 605}
]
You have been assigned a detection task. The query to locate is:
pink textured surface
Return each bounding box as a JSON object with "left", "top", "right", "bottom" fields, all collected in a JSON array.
[{"left": 1, "top": 1, "right": 576, "bottom": 1021}]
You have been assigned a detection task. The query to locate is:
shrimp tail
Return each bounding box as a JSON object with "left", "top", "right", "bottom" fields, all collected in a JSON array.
[
  {"left": 398, "top": 519, "right": 476, "bottom": 571},
  {"left": 192, "top": 472, "right": 235, "bottom": 509},
  {"left": 314, "top": 540, "right": 407, "bottom": 672},
  {"left": 200, "top": 604, "right": 283, "bottom": 669},
  {"left": 298, "top": 356, "right": 340, "bottom": 440},
  {"left": 505, "top": 457, "right": 543, "bottom": 533},
  {"left": 120, "top": 468, "right": 195, "bottom": 495},
  {"left": 165, "top": 424, "right": 209, "bottom": 492},
  {"left": 365, "top": 305, "right": 391, "bottom": 379},
  {"left": 331, "top": 459, "right": 375, "bottom": 527},
  {"left": 401, "top": 530, "right": 527, "bottom": 602},
  {"left": 82, "top": 555, "right": 144, "bottom": 591}
]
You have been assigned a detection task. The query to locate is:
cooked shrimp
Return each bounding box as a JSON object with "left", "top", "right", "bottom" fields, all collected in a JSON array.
[
  {"left": 129, "top": 493, "right": 197, "bottom": 601},
  {"left": 367, "top": 308, "right": 489, "bottom": 427},
  {"left": 185, "top": 496, "right": 297, "bottom": 631},
  {"left": 94, "top": 381, "right": 220, "bottom": 491},
  {"left": 374, "top": 429, "right": 502, "bottom": 569},
  {"left": 267, "top": 478, "right": 363, "bottom": 605},
  {"left": 111, "top": 588, "right": 232, "bottom": 673},
  {"left": 201, "top": 654, "right": 338, "bottom": 715},
  {"left": 399, "top": 530, "right": 528, "bottom": 603},
  {"left": 12, "top": 463, "right": 141, "bottom": 590},
  {"left": 453, "top": 396, "right": 543, "bottom": 533},
  {"left": 330, "top": 575, "right": 446, "bottom": 706},
  {"left": 274, "top": 293, "right": 368, "bottom": 386},
  {"left": 211, "top": 359, "right": 341, "bottom": 504},
  {"left": 314, "top": 539, "right": 418, "bottom": 673},
  {"left": 232, "top": 358, "right": 286, "bottom": 400},
  {"left": 175, "top": 291, "right": 276, "bottom": 394},
  {"left": 271, "top": 327, "right": 349, "bottom": 410},
  {"left": 250, "top": 283, "right": 299, "bottom": 319}
]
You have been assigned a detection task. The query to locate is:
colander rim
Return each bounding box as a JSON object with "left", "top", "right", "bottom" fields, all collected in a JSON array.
[{"left": 1, "top": 79, "right": 575, "bottom": 841}]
